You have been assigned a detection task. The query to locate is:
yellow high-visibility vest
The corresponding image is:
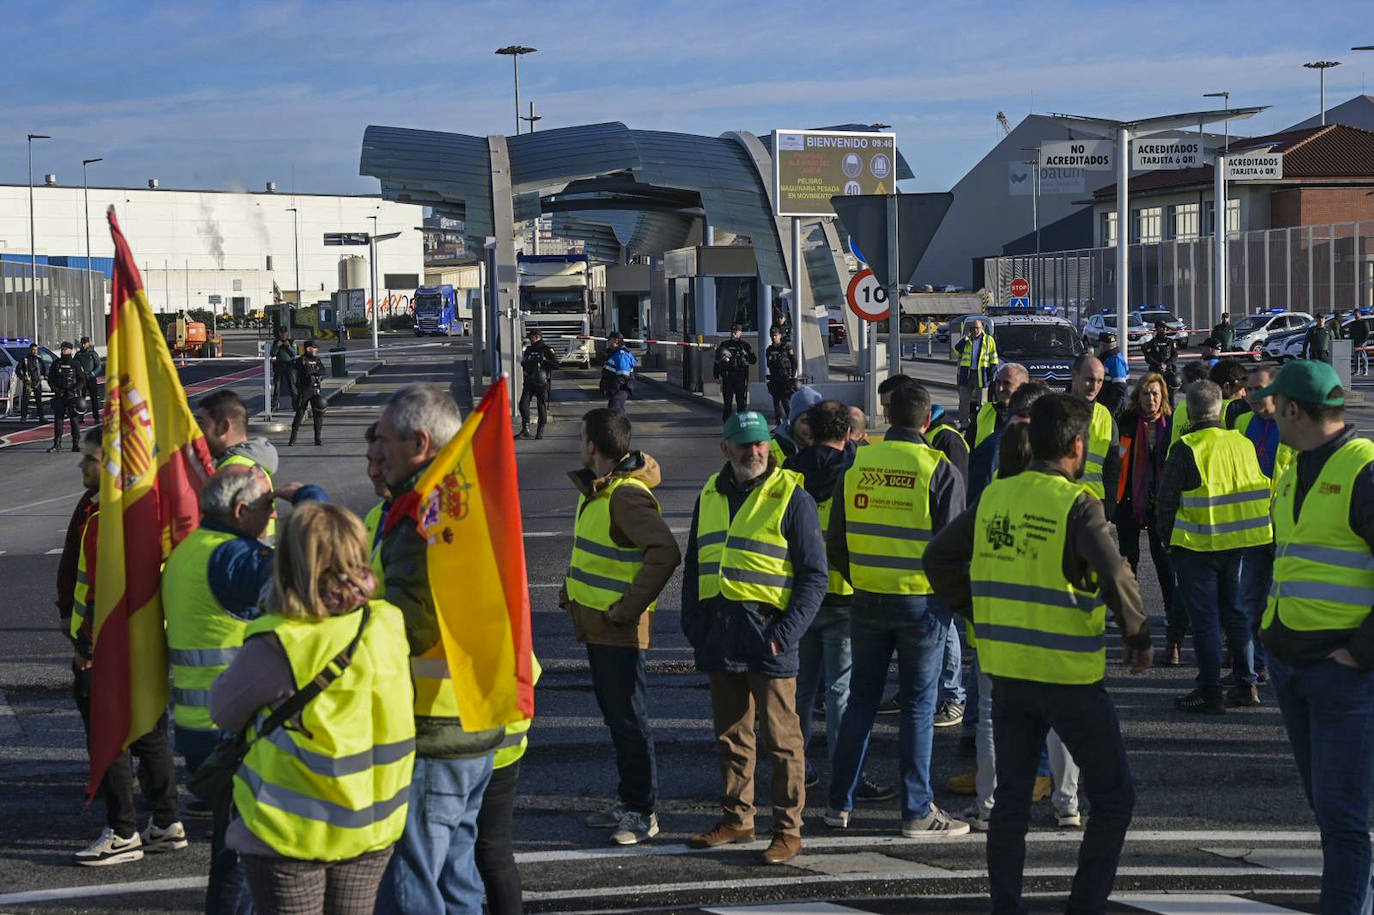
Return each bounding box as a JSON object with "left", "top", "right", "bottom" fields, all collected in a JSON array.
[
  {"left": 162, "top": 526, "right": 249, "bottom": 734},
  {"left": 816, "top": 494, "right": 853, "bottom": 598},
  {"left": 696, "top": 467, "right": 800, "bottom": 610},
  {"left": 972, "top": 471, "right": 1106, "bottom": 684},
  {"left": 218, "top": 453, "right": 276, "bottom": 543},
  {"left": 842, "top": 439, "right": 945, "bottom": 595},
  {"left": 973, "top": 402, "right": 999, "bottom": 449},
  {"left": 1170, "top": 427, "right": 1273, "bottom": 552},
  {"left": 1082, "top": 400, "right": 1113, "bottom": 499},
  {"left": 565, "top": 477, "right": 658, "bottom": 612},
  {"left": 232, "top": 601, "right": 415, "bottom": 861},
  {"left": 1263, "top": 438, "right": 1374, "bottom": 634}
]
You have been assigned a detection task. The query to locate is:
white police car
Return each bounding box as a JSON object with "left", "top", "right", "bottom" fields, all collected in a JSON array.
[
  {"left": 1082, "top": 311, "right": 1149, "bottom": 351},
  {"left": 1233, "top": 310, "right": 1313, "bottom": 356},
  {"left": 1263, "top": 313, "right": 1361, "bottom": 362},
  {"left": 994, "top": 315, "right": 1084, "bottom": 388},
  {"left": 0, "top": 337, "right": 58, "bottom": 409}
]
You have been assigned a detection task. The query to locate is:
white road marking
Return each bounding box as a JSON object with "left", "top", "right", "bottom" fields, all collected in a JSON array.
[
  {"left": 1117, "top": 894, "right": 1306, "bottom": 913},
  {"left": 0, "top": 490, "right": 85, "bottom": 514},
  {"left": 45, "top": 547, "right": 64, "bottom": 554},
  {"left": 703, "top": 904, "right": 869, "bottom": 914},
  {"left": 0, "top": 876, "right": 207, "bottom": 906}
]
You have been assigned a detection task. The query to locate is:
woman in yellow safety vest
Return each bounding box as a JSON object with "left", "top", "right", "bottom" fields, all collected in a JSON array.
[{"left": 211, "top": 502, "right": 415, "bottom": 914}]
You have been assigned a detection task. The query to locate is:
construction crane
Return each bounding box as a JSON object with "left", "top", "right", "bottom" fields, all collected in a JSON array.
[{"left": 996, "top": 111, "right": 1012, "bottom": 137}]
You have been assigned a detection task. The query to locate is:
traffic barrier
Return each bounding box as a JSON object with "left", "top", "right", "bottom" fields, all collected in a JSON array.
[{"left": 575, "top": 334, "right": 715, "bottom": 350}]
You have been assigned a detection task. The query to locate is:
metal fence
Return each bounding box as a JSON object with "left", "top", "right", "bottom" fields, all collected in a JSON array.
[
  {"left": 0, "top": 260, "right": 107, "bottom": 346},
  {"left": 983, "top": 220, "right": 1374, "bottom": 332}
]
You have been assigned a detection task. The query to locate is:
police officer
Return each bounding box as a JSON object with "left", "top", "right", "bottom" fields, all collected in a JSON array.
[
  {"left": 926, "top": 392, "right": 1152, "bottom": 915},
  {"left": 289, "top": 339, "right": 326, "bottom": 446},
  {"left": 764, "top": 327, "right": 798, "bottom": 425},
  {"left": 270, "top": 326, "right": 296, "bottom": 411},
  {"left": 17, "top": 341, "right": 46, "bottom": 423},
  {"left": 1142, "top": 321, "right": 1179, "bottom": 400},
  {"left": 601, "top": 331, "right": 638, "bottom": 414},
  {"left": 1096, "top": 332, "right": 1129, "bottom": 415},
  {"left": 1157, "top": 380, "right": 1273, "bottom": 712},
  {"left": 1255, "top": 360, "right": 1374, "bottom": 914},
  {"left": 75, "top": 337, "right": 101, "bottom": 419},
  {"left": 517, "top": 328, "right": 558, "bottom": 440},
  {"left": 47, "top": 342, "right": 88, "bottom": 453},
  {"left": 1069, "top": 354, "right": 1120, "bottom": 519},
  {"left": 714, "top": 323, "right": 757, "bottom": 421}
]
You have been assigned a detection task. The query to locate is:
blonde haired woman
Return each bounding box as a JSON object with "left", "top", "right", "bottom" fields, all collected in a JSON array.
[{"left": 211, "top": 502, "right": 415, "bottom": 914}]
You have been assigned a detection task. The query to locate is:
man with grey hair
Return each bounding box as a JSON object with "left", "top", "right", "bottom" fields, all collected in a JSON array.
[
  {"left": 161, "top": 465, "right": 324, "bottom": 907},
  {"left": 374, "top": 384, "right": 506, "bottom": 914},
  {"left": 1158, "top": 380, "right": 1273, "bottom": 714}
]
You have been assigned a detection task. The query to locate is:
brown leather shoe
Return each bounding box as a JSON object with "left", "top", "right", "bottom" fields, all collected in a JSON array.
[
  {"left": 761, "top": 831, "right": 801, "bottom": 865},
  {"left": 687, "top": 823, "right": 755, "bottom": 849}
]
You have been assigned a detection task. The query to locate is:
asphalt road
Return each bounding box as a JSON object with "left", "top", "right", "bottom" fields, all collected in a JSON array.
[{"left": 0, "top": 349, "right": 1341, "bottom": 914}]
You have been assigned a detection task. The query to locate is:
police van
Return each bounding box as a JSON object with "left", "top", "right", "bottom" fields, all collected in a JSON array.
[
  {"left": 991, "top": 315, "right": 1084, "bottom": 389},
  {"left": 0, "top": 337, "right": 58, "bottom": 415}
]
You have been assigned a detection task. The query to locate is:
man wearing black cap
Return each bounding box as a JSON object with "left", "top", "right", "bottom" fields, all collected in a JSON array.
[
  {"left": 48, "top": 342, "right": 88, "bottom": 453},
  {"left": 1257, "top": 360, "right": 1374, "bottom": 913},
  {"left": 517, "top": 329, "right": 558, "bottom": 439},
  {"left": 713, "top": 323, "right": 757, "bottom": 421},
  {"left": 17, "top": 341, "right": 46, "bottom": 423},
  {"left": 289, "top": 339, "right": 326, "bottom": 446},
  {"left": 75, "top": 337, "right": 101, "bottom": 419},
  {"left": 1142, "top": 321, "right": 1179, "bottom": 401}
]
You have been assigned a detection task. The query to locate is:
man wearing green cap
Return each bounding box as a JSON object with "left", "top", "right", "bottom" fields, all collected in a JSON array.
[
  {"left": 681, "top": 410, "right": 827, "bottom": 865},
  {"left": 1257, "top": 359, "right": 1374, "bottom": 913}
]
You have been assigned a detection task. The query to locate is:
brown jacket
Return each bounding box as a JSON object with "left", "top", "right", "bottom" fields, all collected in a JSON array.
[{"left": 560, "top": 451, "right": 681, "bottom": 649}]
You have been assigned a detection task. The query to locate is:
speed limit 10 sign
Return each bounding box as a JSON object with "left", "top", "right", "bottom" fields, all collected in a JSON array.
[{"left": 846, "top": 268, "right": 889, "bottom": 321}]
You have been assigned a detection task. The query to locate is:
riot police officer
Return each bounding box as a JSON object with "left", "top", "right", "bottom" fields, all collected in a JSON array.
[
  {"left": 75, "top": 337, "right": 101, "bottom": 420},
  {"left": 713, "top": 323, "right": 756, "bottom": 421},
  {"left": 764, "top": 327, "right": 798, "bottom": 425},
  {"left": 17, "top": 341, "right": 46, "bottom": 423},
  {"left": 288, "top": 339, "right": 326, "bottom": 446},
  {"left": 47, "top": 342, "right": 88, "bottom": 453},
  {"left": 270, "top": 326, "right": 296, "bottom": 411},
  {"left": 517, "top": 329, "right": 559, "bottom": 439},
  {"left": 1142, "top": 321, "right": 1179, "bottom": 401}
]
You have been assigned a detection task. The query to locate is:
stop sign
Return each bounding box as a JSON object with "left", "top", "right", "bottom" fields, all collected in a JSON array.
[{"left": 1010, "top": 277, "right": 1030, "bottom": 299}]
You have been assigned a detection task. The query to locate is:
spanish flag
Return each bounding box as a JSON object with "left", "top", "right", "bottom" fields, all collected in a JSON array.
[
  {"left": 87, "top": 208, "right": 214, "bottom": 798},
  {"left": 408, "top": 378, "right": 535, "bottom": 730}
]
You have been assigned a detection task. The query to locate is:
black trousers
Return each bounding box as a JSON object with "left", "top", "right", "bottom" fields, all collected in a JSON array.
[
  {"left": 720, "top": 374, "right": 749, "bottom": 420},
  {"left": 1116, "top": 513, "right": 1182, "bottom": 642},
  {"left": 587, "top": 643, "right": 657, "bottom": 814},
  {"left": 73, "top": 666, "right": 179, "bottom": 837},
  {"left": 19, "top": 381, "right": 45, "bottom": 420},
  {"left": 988, "top": 677, "right": 1134, "bottom": 915},
  {"left": 271, "top": 363, "right": 295, "bottom": 411},
  {"left": 603, "top": 377, "right": 631, "bottom": 414},
  {"left": 291, "top": 393, "right": 326, "bottom": 442},
  {"left": 84, "top": 377, "right": 101, "bottom": 419},
  {"left": 51, "top": 395, "right": 83, "bottom": 448},
  {"left": 476, "top": 760, "right": 523, "bottom": 915},
  {"left": 518, "top": 383, "right": 549, "bottom": 431},
  {"left": 767, "top": 381, "right": 797, "bottom": 426}
]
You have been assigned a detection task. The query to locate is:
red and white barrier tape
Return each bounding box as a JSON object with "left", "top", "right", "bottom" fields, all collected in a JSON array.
[{"left": 576, "top": 334, "right": 715, "bottom": 350}]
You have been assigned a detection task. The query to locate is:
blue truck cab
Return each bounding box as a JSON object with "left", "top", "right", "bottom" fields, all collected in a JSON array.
[{"left": 413, "top": 284, "right": 459, "bottom": 336}]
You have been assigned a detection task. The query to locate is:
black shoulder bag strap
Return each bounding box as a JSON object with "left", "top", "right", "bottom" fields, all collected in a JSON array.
[{"left": 255, "top": 605, "right": 371, "bottom": 740}]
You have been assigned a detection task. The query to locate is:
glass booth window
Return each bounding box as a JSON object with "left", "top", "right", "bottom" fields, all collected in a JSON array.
[{"left": 714, "top": 276, "right": 758, "bottom": 332}]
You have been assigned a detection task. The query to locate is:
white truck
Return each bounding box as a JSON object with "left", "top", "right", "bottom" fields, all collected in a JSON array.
[{"left": 518, "top": 254, "right": 593, "bottom": 367}]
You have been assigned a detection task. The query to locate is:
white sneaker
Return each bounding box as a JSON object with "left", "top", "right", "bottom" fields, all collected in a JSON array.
[
  {"left": 901, "top": 803, "right": 971, "bottom": 839},
  {"left": 585, "top": 801, "right": 628, "bottom": 829},
  {"left": 821, "top": 807, "right": 850, "bottom": 828},
  {"left": 140, "top": 819, "right": 188, "bottom": 852},
  {"left": 609, "top": 810, "right": 659, "bottom": 846},
  {"left": 1055, "top": 810, "right": 1083, "bottom": 828},
  {"left": 73, "top": 827, "right": 144, "bottom": 866}
]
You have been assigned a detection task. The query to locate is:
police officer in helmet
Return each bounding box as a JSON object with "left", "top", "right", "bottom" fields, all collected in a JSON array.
[
  {"left": 288, "top": 339, "right": 326, "bottom": 446},
  {"left": 713, "top": 323, "right": 757, "bottom": 421},
  {"left": 48, "top": 342, "right": 88, "bottom": 453},
  {"left": 764, "top": 327, "right": 799, "bottom": 426},
  {"left": 517, "top": 329, "right": 558, "bottom": 440}
]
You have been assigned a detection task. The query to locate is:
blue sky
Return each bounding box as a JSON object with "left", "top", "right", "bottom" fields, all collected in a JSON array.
[{"left": 4, "top": 0, "right": 1371, "bottom": 196}]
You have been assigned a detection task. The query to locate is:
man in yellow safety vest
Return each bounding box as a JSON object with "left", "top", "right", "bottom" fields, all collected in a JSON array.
[
  {"left": 1257, "top": 359, "right": 1374, "bottom": 914},
  {"left": 1158, "top": 380, "right": 1273, "bottom": 713},
  {"left": 954, "top": 319, "right": 999, "bottom": 423},
  {"left": 681, "top": 410, "right": 828, "bottom": 865},
  {"left": 925, "top": 392, "right": 1153, "bottom": 914},
  {"left": 1069, "top": 354, "right": 1120, "bottom": 520},
  {"left": 562, "top": 407, "right": 681, "bottom": 846},
  {"left": 195, "top": 389, "right": 280, "bottom": 543}
]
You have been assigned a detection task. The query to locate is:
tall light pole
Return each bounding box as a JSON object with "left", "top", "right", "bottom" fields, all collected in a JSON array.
[
  {"left": 1202, "top": 91, "right": 1230, "bottom": 150},
  {"left": 82, "top": 157, "right": 103, "bottom": 343},
  {"left": 27, "top": 133, "right": 51, "bottom": 342},
  {"left": 495, "top": 45, "right": 536, "bottom": 135},
  {"left": 1304, "top": 61, "right": 1342, "bottom": 125},
  {"left": 286, "top": 206, "right": 301, "bottom": 308},
  {"left": 1203, "top": 92, "right": 1231, "bottom": 326}
]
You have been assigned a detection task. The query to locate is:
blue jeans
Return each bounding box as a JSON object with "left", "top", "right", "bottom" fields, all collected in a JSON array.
[
  {"left": 828, "top": 593, "right": 947, "bottom": 819},
  {"left": 1173, "top": 547, "right": 1256, "bottom": 690},
  {"left": 1238, "top": 545, "right": 1275, "bottom": 676},
  {"left": 586, "top": 642, "right": 657, "bottom": 814},
  {"left": 376, "top": 754, "right": 494, "bottom": 915},
  {"left": 938, "top": 610, "right": 966, "bottom": 706},
  {"left": 796, "top": 603, "right": 852, "bottom": 770},
  {"left": 1270, "top": 654, "right": 1374, "bottom": 915},
  {"left": 177, "top": 729, "right": 253, "bottom": 915}
]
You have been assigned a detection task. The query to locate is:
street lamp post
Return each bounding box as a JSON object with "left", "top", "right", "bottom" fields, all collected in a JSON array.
[
  {"left": 82, "top": 157, "right": 103, "bottom": 343},
  {"left": 495, "top": 45, "right": 536, "bottom": 136},
  {"left": 27, "top": 133, "right": 51, "bottom": 342},
  {"left": 286, "top": 206, "right": 301, "bottom": 309},
  {"left": 1304, "top": 61, "right": 1342, "bottom": 125},
  {"left": 1203, "top": 93, "right": 1230, "bottom": 325}
]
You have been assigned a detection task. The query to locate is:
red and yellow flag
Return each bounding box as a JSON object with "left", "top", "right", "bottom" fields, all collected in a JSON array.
[
  {"left": 409, "top": 378, "right": 535, "bottom": 730},
  {"left": 87, "top": 208, "right": 214, "bottom": 798}
]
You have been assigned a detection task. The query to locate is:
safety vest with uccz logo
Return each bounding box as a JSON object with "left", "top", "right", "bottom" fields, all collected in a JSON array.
[
  {"left": 696, "top": 467, "right": 800, "bottom": 610},
  {"left": 842, "top": 439, "right": 946, "bottom": 595}
]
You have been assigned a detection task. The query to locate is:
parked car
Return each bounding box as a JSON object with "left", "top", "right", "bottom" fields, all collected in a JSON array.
[
  {"left": 0, "top": 337, "right": 58, "bottom": 406},
  {"left": 1082, "top": 311, "right": 1150, "bottom": 351},
  {"left": 1264, "top": 313, "right": 1362, "bottom": 362},
  {"left": 1136, "top": 309, "right": 1190, "bottom": 347},
  {"left": 1232, "top": 310, "right": 1313, "bottom": 357},
  {"left": 993, "top": 316, "right": 1084, "bottom": 388}
]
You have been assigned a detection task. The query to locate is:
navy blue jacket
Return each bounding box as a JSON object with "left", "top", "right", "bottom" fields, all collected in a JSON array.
[
  {"left": 201, "top": 484, "right": 328, "bottom": 618},
  {"left": 681, "top": 461, "right": 828, "bottom": 677}
]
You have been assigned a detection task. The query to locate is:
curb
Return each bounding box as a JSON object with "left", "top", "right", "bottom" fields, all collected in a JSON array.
[{"left": 248, "top": 360, "right": 383, "bottom": 432}]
